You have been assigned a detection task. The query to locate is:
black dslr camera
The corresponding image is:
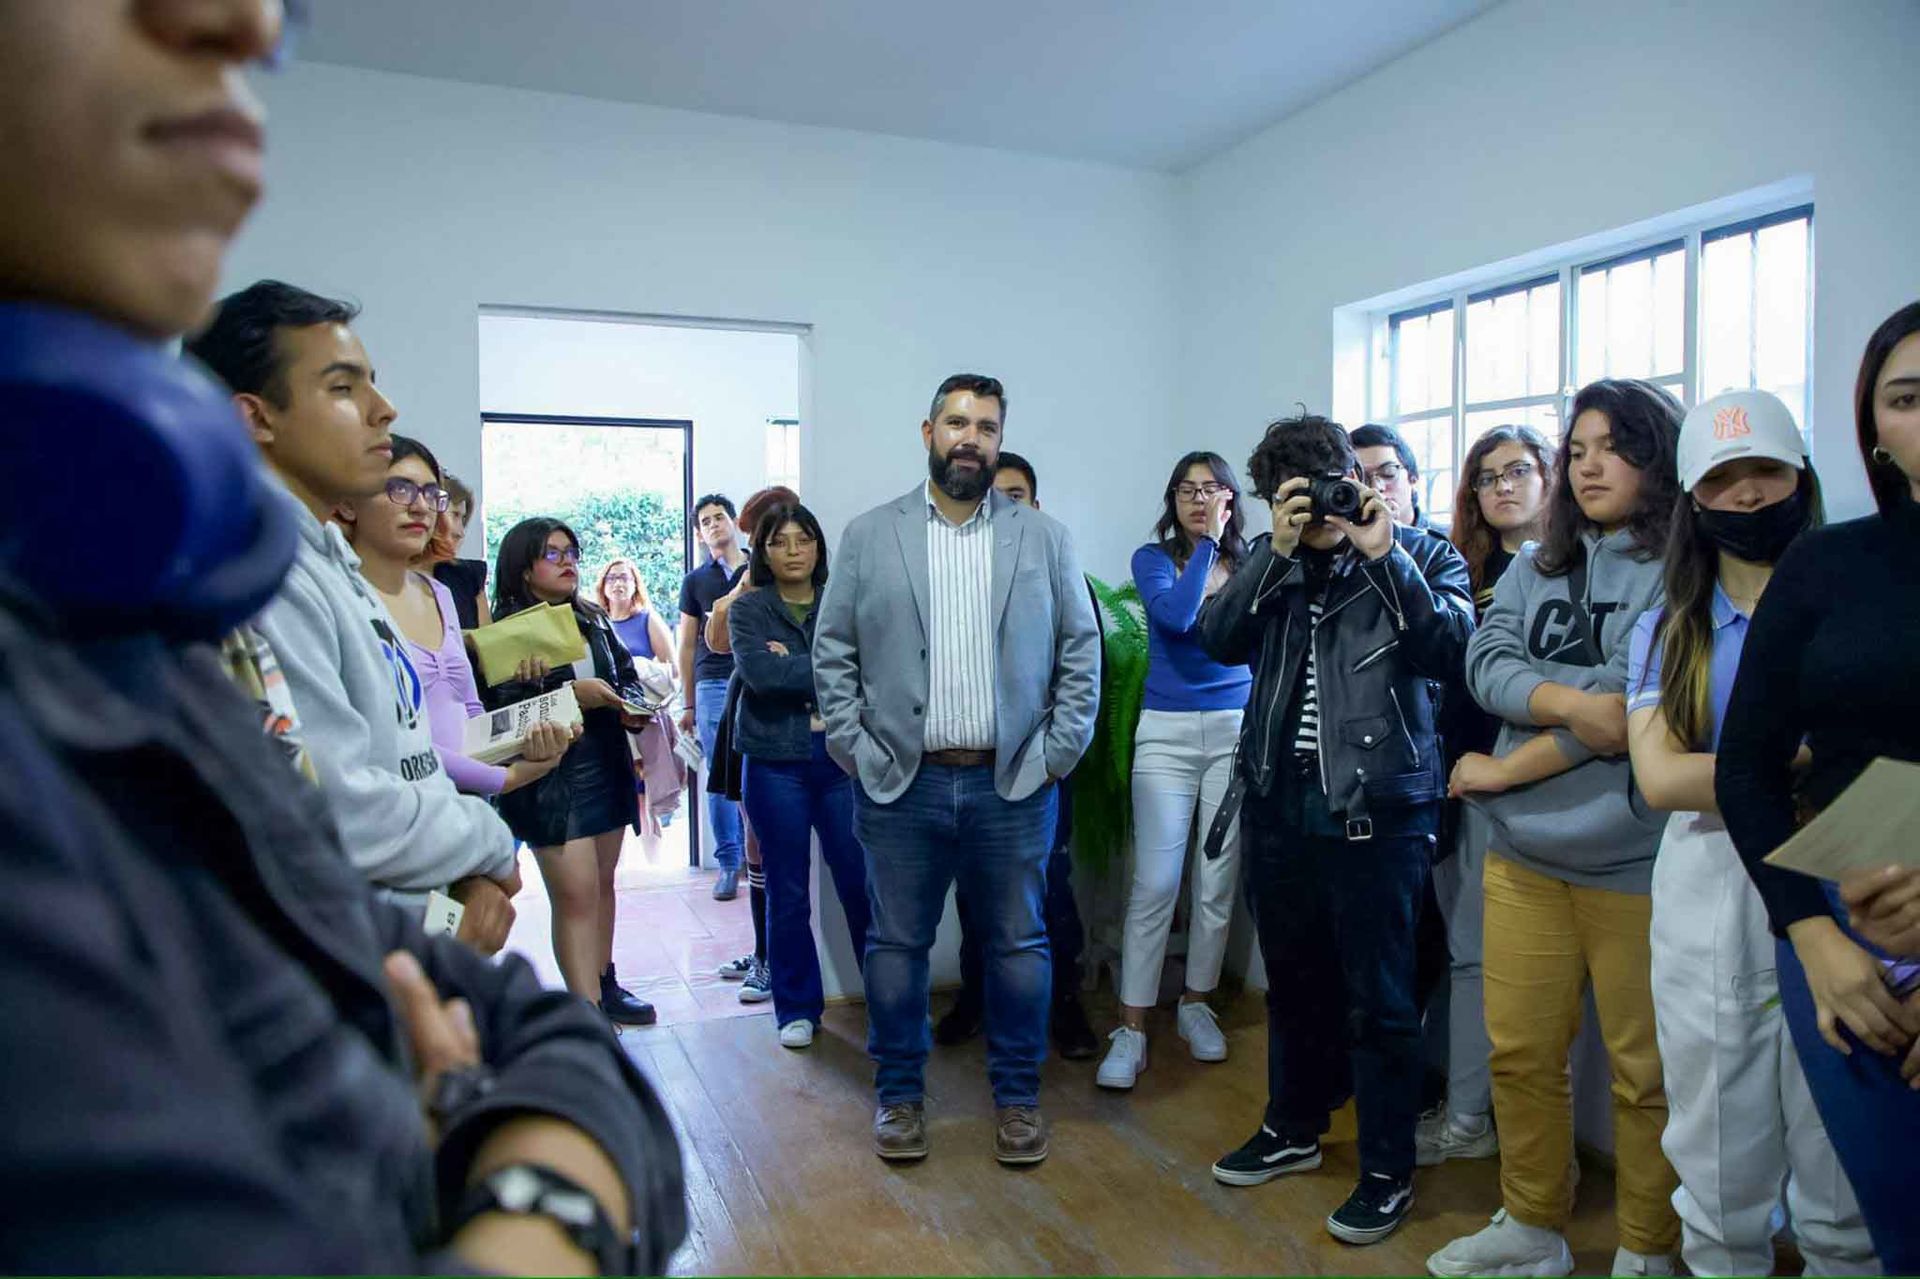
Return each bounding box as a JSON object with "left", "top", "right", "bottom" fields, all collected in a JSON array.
[{"left": 1306, "top": 471, "right": 1371, "bottom": 523}]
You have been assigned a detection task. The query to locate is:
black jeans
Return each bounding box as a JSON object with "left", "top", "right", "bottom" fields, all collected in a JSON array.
[{"left": 1244, "top": 758, "right": 1429, "bottom": 1179}]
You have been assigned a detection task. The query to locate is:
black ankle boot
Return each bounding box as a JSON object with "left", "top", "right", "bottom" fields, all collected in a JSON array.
[
  {"left": 934, "top": 991, "right": 984, "bottom": 1046},
  {"left": 600, "top": 964, "right": 657, "bottom": 1026}
]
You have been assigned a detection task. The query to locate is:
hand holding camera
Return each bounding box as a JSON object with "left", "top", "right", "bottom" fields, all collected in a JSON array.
[{"left": 1270, "top": 472, "right": 1387, "bottom": 559}]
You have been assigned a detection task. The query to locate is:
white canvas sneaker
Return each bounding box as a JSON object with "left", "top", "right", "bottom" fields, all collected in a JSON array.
[
  {"left": 1427, "top": 1209, "right": 1574, "bottom": 1278},
  {"left": 1176, "top": 1001, "right": 1228, "bottom": 1062},
  {"left": 1095, "top": 1026, "right": 1147, "bottom": 1089}
]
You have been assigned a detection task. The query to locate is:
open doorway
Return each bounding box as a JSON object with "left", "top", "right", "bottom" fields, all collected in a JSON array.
[{"left": 477, "top": 309, "right": 805, "bottom": 1022}]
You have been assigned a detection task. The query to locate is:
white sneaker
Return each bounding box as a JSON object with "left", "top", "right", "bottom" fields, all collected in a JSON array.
[
  {"left": 1176, "top": 1001, "right": 1228, "bottom": 1063},
  {"left": 1611, "top": 1248, "right": 1674, "bottom": 1277},
  {"left": 1427, "top": 1209, "right": 1573, "bottom": 1277},
  {"left": 778, "top": 1020, "right": 814, "bottom": 1049},
  {"left": 1415, "top": 1112, "right": 1499, "bottom": 1166},
  {"left": 1096, "top": 1026, "right": 1147, "bottom": 1089}
]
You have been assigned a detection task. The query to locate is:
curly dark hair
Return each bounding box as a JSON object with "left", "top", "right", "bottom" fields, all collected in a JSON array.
[
  {"left": 1245, "top": 412, "right": 1357, "bottom": 502},
  {"left": 1535, "top": 379, "right": 1682, "bottom": 576}
]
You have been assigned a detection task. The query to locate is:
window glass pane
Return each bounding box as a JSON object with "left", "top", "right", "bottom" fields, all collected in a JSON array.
[
  {"left": 1529, "top": 280, "right": 1561, "bottom": 397},
  {"left": 1754, "top": 217, "right": 1810, "bottom": 427},
  {"left": 1392, "top": 306, "right": 1455, "bottom": 415},
  {"left": 1700, "top": 231, "right": 1753, "bottom": 399},
  {"left": 1578, "top": 246, "right": 1683, "bottom": 385},
  {"left": 1466, "top": 279, "right": 1560, "bottom": 407},
  {"left": 1394, "top": 413, "right": 1454, "bottom": 524},
  {"left": 1464, "top": 401, "right": 1562, "bottom": 451}
]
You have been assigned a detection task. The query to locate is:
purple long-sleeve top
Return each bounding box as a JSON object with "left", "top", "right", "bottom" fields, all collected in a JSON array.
[
  {"left": 1131, "top": 540, "right": 1252, "bottom": 712},
  {"left": 409, "top": 573, "right": 510, "bottom": 795}
]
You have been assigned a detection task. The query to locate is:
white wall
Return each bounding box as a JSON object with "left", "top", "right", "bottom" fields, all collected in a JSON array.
[
  {"left": 225, "top": 61, "right": 1182, "bottom": 586},
  {"left": 1178, "top": 0, "right": 1920, "bottom": 520}
]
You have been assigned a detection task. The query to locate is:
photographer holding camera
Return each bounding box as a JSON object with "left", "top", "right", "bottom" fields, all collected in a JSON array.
[{"left": 1199, "top": 413, "right": 1474, "bottom": 1247}]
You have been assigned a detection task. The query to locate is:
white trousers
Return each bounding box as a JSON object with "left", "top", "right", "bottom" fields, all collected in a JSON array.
[
  {"left": 1121, "top": 708, "right": 1242, "bottom": 1008},
  {"left": 1649, "top": 811, "right": 1875, "bottom": 1277}
]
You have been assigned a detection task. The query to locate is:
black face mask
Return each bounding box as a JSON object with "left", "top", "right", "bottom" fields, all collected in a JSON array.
[{"left": 1696, "top": 487, "right": 1808, "bottom": 564}]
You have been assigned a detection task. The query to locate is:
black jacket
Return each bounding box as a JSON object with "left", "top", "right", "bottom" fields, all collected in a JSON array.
[
  {"left": 0, "top": 592, "right": 685, "bottom": 1273},
  {"left": 1200, "top": 524, "right": 1474, "bottom": 830},
  {"left": 483, "top": 600, "right": 644, "bottom": 848},
  {"left": 727, "top": 587, "right": 822, "bottom": 762}
]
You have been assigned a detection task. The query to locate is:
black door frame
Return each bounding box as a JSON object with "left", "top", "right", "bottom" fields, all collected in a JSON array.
[{"left": 479, "top": 412, "right": 699, "bottom": 867}]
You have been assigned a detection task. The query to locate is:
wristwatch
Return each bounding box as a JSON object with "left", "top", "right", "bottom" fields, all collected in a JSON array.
[{"left": 452, "top": 1162, "right": 638, "bottom": 1276}]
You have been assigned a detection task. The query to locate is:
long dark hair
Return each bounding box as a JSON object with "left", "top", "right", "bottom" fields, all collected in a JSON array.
[
  {"left": 1535, "top": 379, "right": 1682, "bottom": 577},
  {"left": 493, "top": 516, "right": 596, "bottom": 620},
  {"left": 1152, "top": 451, "right": 1248, "bottom": 569},
  {"left": 1648, "top": 466, "right": 1825, "bottom": 749},
  {"left": 1451, "top": 425, "right": 1555, "bottom": 602},
  {"left": 1856, "top": 301, "right": 1920, "bottom": 515},
  {"left": 747, "top": 502, "right": 830, "bottom": 590}
]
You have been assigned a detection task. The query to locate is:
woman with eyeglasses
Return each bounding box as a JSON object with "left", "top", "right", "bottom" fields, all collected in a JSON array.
[
  {"left": 1417, "top": 426, "right": 1557, "bottom": 1167},
  {"left": 598, "top": 558, "right": 675, "bottom": 669},
  {"left": 486, "top": 517, "right": 658, "bottom": 1026},
  {"left": 728, "top": 501, "right": 871, "bottom": 1050},
  {"left": 1098, "top": 452, "right": 1253, "bottom": 1089},
  {"left": 340, "top": 437, "right": 573, "bottom": 799}
]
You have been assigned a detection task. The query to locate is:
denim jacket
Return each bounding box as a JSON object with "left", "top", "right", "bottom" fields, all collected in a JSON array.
[{"left": 728, "top": 586, "right": 822, "bottom": 762}]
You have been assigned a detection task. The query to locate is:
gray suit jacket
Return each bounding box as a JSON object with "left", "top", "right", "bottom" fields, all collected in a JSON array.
[{"left": 813, "top": 484, "right": 1102, "bottom": 803}]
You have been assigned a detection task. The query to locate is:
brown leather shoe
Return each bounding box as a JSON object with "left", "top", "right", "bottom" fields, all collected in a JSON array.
[
  {"left": 994, "top": 1105, "right": 1049, "bottom": 1165},
  {"left": 873, "top": 1102, "right": 928, "bottom": 1162}
]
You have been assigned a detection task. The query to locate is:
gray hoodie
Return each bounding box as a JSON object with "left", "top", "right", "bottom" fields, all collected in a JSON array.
[
  {"left": 1464, "top": 528, "right": 1667, "bottom": 891},
  {"left": 254, "top": 488, "right": 517, "bottom": 912}
]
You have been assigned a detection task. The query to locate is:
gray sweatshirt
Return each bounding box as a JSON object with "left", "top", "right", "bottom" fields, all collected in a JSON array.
[
  {"left": 1464, "top": 529, "right": 1667, "bottom": 891},
  {"left": 254, "top": 488, "right": 517, "bottom": 912}
]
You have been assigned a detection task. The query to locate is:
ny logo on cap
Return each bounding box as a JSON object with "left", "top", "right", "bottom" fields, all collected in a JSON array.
[{"left": 1713, "top": 405, "right": 1753, "bottom": 441}]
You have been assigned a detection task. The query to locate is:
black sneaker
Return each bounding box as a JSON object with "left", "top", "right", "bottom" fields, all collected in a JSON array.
[
  {"left": 1325, "top": 1172, "right": 1413, "bottom": 1245},
  {"left": 600, "top": 965, "right": 657, "bottom": 1026},
  {"left": 1211, "top": 1125, "right": 1321, "bottom": 1186}
]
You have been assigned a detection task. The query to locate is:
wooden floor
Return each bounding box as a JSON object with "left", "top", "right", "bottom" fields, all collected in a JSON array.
[{"left": 625, "top": 987, "right": 1631, "bottom": 1277}]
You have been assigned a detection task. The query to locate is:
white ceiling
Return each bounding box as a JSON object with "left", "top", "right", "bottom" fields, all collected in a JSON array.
[{"left": 294, "top": 0, "right": 1498, "bottom": 172}]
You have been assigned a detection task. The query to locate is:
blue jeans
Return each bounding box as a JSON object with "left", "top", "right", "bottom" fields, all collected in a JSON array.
[
  {"left": 694, "top": 678, "right": 742, "bottom": 871},
  {"left": 1244, "top": 767, "right": 1429, "bottom": 1179},
  {"left": 854, "top": 763, "right": 1057, "bottom": 1107},
  {"left": 1779, "top": 919, "right": 1920, "bottom": 1274},
  {"left": 742, "top": 737, "right": 871, "bottom": 1029}
]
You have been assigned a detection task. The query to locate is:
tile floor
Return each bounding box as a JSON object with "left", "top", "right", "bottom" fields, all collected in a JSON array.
[{"left": 501, "top": 826, "right": 769, "bottom": 1028}]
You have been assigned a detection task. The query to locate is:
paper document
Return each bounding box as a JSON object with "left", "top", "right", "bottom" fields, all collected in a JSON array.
[
  {"left": 463, "top": 684, "right": 584, "bottom": 765},
  {"left": 422, "top": 889, "right": 466, "bottom": 937},
  {"left": 466, "top": 603, "right": 588, "bottom": 685},
  {"left": 1762, "top": 757, "right": 1920, "bottom": 880}
]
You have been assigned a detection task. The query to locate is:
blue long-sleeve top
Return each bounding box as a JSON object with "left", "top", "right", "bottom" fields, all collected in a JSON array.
[{"left": 1132, "top": 540, "right": 1253, "bottom": 712}]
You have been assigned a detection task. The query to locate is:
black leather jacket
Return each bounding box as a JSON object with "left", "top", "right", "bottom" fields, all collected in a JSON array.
[
  {"left": 483, "top": 601, "right": 644, "bottom": 848},
  {"left": 1200, "top": 524, "right": 1474, "bottom": 831}
]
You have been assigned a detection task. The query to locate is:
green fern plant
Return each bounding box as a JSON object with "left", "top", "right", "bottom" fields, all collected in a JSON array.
[{"left": 1070, "top": 576, "right": 1149, "bottom": 873}]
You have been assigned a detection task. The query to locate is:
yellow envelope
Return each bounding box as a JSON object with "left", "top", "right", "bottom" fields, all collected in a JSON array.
[{"left": 467, "top": 602, "right": 588, "bottom": 685}]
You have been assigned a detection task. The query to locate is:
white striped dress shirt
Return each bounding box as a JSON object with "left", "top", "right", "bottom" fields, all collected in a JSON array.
[{"left": 923, "top": 482, "right": 997, "bottom": 751}]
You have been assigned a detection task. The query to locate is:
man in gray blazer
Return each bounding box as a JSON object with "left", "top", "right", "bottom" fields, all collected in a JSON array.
[{"left": 814, "top": 373, "right": 1101, "bottom": 1167}]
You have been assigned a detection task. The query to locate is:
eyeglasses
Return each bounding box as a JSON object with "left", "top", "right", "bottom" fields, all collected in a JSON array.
[
  {"left": 1472, "top": 461, "right": 1539, "bottom": 493},
  {"left": 541, "top": 546, "right": 581, "bottom": 565},
  {"left": 1363, "top": 462, "right": 1406, "bottom": 485},
  {"left": 1173, "top": 482, "right": 1229, "bottom": 503},
  {"left": 384, "top": 478, "right": 450, "bottom": 512}
]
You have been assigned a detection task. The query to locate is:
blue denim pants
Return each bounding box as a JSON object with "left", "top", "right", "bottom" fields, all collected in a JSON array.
[
  {"left": 742, "top": 736, "right": 871, "bottom": 1029},
  {"left": 694, "top": 677, "right": 742, "bottom": 871},
  {"left": 854, "top": 763, "right": 1057, "bottom": 1107}
]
